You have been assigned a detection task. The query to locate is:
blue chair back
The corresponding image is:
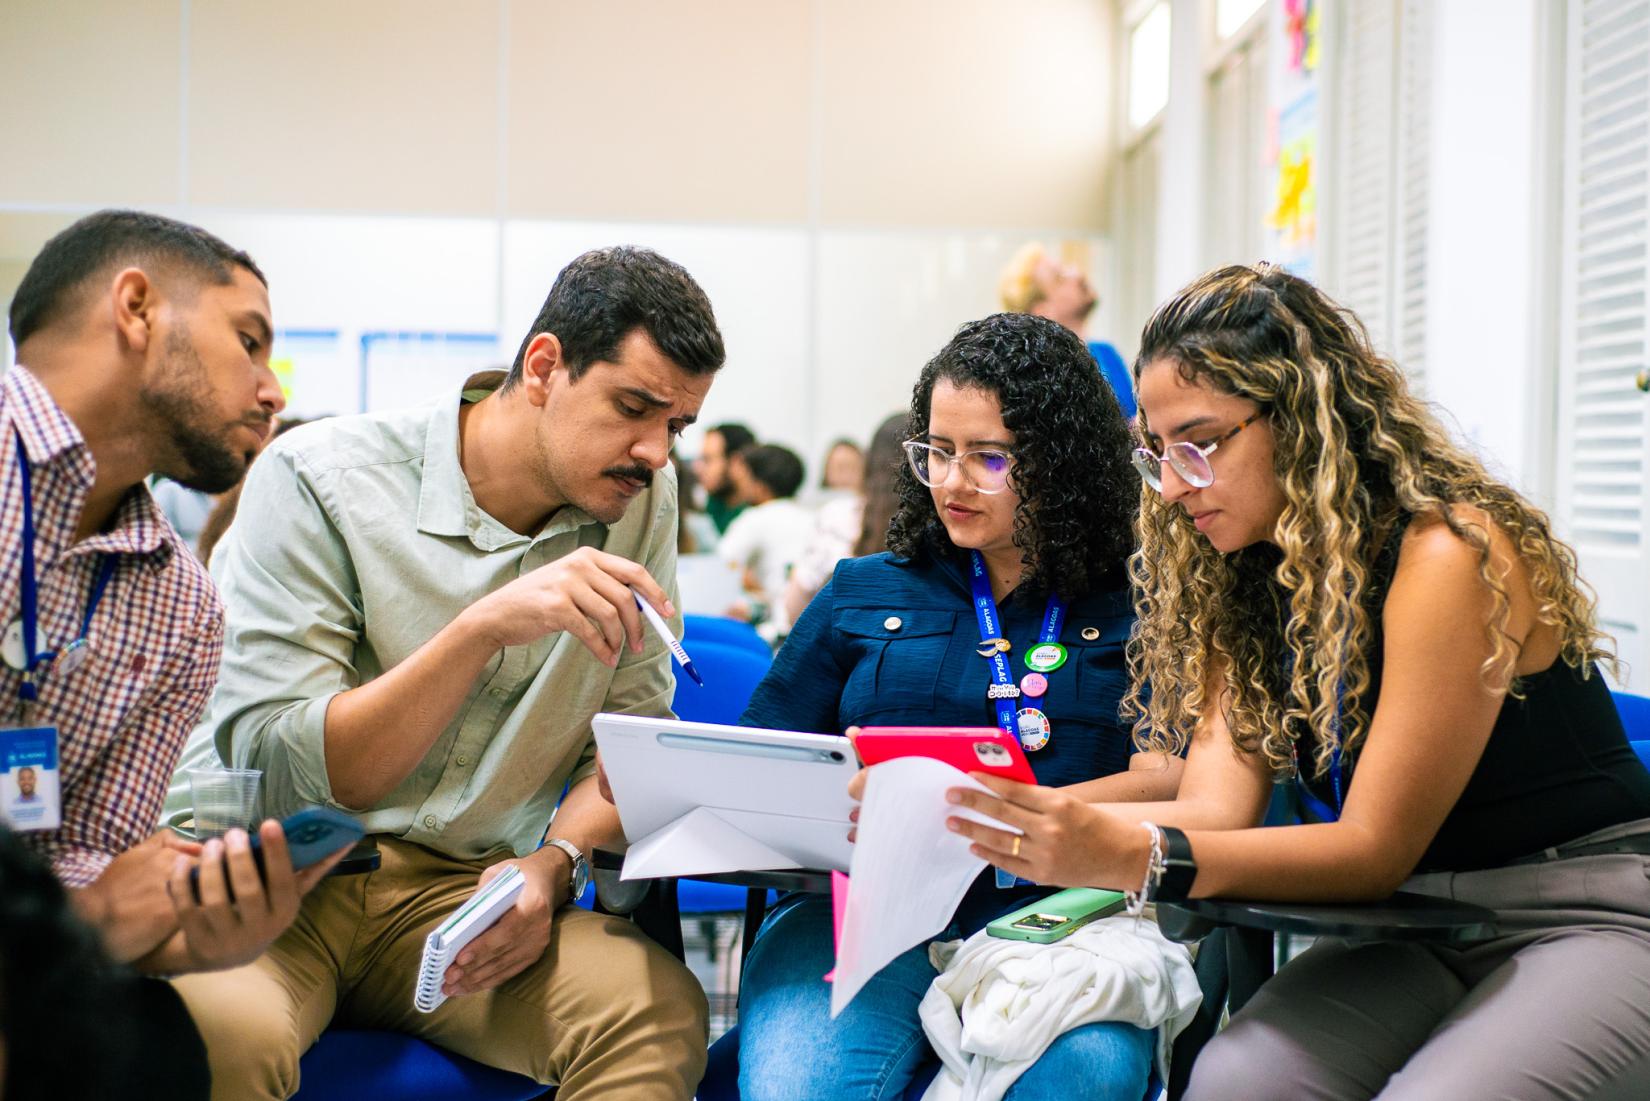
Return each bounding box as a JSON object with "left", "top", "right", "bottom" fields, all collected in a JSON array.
[
  {"left": 669, "top": 641, "right": 774, "bottom": 915},
  {"left": 683, "top": 614, "right": 771, "bottom": 659},
  {"left": 671, "top": 640, "right": 773, "bottom": 726},
  {"left": 1615, "top": 690, "right": 1650, "bottom": 740},
  {"left": 1615, "top": 691, "right": 1650, "bottom": 771}
]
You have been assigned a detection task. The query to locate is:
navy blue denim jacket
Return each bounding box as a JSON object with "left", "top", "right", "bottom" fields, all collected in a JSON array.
[{"left": 741, "top": 551, "right": 1136, "bottom": 789}]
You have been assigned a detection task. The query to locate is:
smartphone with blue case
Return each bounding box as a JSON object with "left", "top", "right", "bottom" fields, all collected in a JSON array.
[{"left": 189, "top": 806, "right": 364, "bottom": 901}]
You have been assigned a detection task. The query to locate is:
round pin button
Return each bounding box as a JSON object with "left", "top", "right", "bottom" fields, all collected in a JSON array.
[
  {"left": 1024, "top": 642, "right": 1067, "bottom": 672},
  {"left": 1016, "top": 707, "right": 1051, "bottom": 751},
  {"left": 1020, "top": 672, "right": 1048, "bottom": 698},
  {"left": 56, "top": 638, "right": 91, "bottom": 675},
  {"left": 884, "top": 616, "right": 903, "bottom": 631}
]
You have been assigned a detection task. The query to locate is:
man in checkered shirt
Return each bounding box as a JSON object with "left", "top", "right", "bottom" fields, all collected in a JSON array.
[{"left": 3, "top": 211, "right": 346, "bottom": 977}]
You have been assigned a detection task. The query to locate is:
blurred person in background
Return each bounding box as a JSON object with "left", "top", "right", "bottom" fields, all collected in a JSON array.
[
  {"left": 691, "top": 422, "right": 755, "bottom": 535},
  {"left": 196, "top": 416, "right": 321, "bottom": 565},
  {"left": 151, "top": 475, "right": 215, "bottom": 551},
  {"left": 999, "top": 241, "right": 1134, "bottom": 418},
  {"left": 780, "top": 413, "right": 906, "bottom": 629},
  {"left": 821, "top": 437, "right": 865, "bottom": 491},
  {"left": 719, "top": 443, "right": 812, "bottom": 636},
  {"left": 670, "top": 449, "right": 717, "bottom": 554}
]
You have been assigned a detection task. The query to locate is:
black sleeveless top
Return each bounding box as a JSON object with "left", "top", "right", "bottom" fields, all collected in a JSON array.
[{"left": 1299, "top": 529, "right": 1650, "bottom": 873}]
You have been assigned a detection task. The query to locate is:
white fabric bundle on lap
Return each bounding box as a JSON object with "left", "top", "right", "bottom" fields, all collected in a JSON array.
[{"left": 919, "top": 915, "right": 1201, "bottom": 1101}]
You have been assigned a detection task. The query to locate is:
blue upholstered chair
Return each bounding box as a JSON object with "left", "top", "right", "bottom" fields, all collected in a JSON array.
[
  {"left": 670, "top": 640, "right": 782, "bottom": 924},
  {"left": 682, "top": 614, "right": 772, "bottom": 659},
  {"left": 671, "top": 639, "right": 773, "bottom": 727},
  {"left": 292, "top": 1030, "right": 549, "bottom": 1100}
]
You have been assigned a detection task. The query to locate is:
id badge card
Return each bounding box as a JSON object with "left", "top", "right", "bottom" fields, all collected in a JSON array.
[{"left": 0, "top": 726, "right": 62, "bottom": 831}]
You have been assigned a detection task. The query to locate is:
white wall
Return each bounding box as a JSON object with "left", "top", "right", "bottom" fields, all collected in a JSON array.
[
  {"left": 0, "top": 0, "right": 1124, "bottom": 477},
  {"left": 1154, "top": 0, "right": 1211, "bottom": 300},
  {"left": 1422, "top": 0, "right": 1558, "bottom": 507}
]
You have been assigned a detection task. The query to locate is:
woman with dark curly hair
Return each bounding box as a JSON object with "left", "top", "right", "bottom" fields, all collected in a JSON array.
[{"left": 732, "top": 313, "right": 1181, "bottom": 1101}]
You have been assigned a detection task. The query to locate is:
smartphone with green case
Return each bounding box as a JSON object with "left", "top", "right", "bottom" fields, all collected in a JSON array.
[{"left": 985, "top": 887, "right": 1128, "bottom": 944}]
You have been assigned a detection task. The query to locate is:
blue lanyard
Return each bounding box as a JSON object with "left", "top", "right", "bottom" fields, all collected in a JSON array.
[
  {"left": 14, "top": 432, "right": 116, "bottom": 705},
  {"left": 966, "top": 551, "right": 1065, "bottom": 736}
]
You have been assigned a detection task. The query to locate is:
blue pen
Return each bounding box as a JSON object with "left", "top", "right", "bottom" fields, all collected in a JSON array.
[{"left": 630, "top": 587, "right": 704, "bottom": 687}]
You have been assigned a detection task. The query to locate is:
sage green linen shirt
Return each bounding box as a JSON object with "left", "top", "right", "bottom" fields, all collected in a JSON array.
[{"left": 161, "top": 372, "right": 680, "bottom": 860}]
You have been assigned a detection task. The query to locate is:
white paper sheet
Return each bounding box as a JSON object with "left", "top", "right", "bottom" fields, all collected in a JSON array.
[{"left": 829, "top": 757, "right": 1021, "bottom": 1017}]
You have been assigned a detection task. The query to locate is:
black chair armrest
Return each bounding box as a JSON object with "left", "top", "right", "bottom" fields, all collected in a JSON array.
[
  {"left": 590, "top": 849, "right": 834, "bottom": 964},
  {"left": 1159, "top": 892, "right": 1498, "bottom": 943}
]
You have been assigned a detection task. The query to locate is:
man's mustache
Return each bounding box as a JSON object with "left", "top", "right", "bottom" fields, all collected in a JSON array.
[{"left": 603, "top": 465, "right": 654, "bottom": 485}]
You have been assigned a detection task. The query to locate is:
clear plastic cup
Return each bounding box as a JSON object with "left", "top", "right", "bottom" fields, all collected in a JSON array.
[{"left": 188, "top": 767, "right": 262, "bottom": 839}]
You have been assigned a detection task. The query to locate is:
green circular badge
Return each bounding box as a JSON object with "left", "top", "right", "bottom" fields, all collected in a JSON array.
[{"left": 1024, "top": 642, "right": 1067, "bottom": 673}]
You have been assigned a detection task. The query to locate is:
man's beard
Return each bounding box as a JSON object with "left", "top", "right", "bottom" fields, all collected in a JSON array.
[{"left": 141, "top": 327, "right": 264, "bottom": 494}]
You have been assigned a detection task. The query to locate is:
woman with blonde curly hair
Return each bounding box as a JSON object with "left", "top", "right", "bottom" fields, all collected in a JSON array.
[{"left": 944, "top": 263, "right": 1650, "bottom": 1099}]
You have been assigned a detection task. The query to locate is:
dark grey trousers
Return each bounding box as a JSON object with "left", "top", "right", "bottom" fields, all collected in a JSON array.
[{"left": 1184, "top": 817, "right": 1650, "bottom": 1101}]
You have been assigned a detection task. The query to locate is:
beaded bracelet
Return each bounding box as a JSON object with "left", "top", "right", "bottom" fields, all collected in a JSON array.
[{"left": 1125, "top": 822, "right": 1165, "bottom": 918}]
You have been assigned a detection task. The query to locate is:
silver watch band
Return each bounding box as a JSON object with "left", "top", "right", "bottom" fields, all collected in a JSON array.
[
  {"left": 543, "top": 837, "right": 589, "bottom": 900},
  {"left": 544, "top": 837, "right": 584, "bottom": 865}
]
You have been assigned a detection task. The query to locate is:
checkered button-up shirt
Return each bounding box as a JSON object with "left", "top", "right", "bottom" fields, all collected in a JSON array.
[{"left": 2, "top": 366, "right": 223, "bottom": 886}]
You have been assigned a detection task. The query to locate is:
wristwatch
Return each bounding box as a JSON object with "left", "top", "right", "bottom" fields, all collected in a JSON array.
[
  {"left": 543, "top": 838, "right": 591, "bottom": 904},
  {"left": 1152, "top": 826, "right": 1198, "bottom": 904}
]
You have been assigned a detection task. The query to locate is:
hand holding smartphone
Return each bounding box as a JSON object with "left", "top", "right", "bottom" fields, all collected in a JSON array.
[{"left": 188, "top": 806, "right": 364, "bottom": 902}]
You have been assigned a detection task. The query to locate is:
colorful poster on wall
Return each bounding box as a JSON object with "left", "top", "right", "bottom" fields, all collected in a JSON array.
[
  {"left": 271, "top": 329, "right": 353, "bottom": 419},
  {"left": 1265, "top": 0, "right": 1321, "bottom": 277}
]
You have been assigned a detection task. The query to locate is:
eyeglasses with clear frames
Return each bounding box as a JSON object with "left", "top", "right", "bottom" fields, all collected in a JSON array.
[
  {"left": 902, "top": 440, "right": 1014, "bottom": 495},
  {"left": 1132, "top": 411, "right": 1264, "bottom": 492}
]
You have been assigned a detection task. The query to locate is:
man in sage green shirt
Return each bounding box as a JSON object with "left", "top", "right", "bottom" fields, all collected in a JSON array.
[{"left": 163, "top": 247, "right": 726, "bottom": 1101}]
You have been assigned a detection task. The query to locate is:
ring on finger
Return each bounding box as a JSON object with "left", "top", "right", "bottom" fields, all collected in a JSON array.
[{"left": 1011, "top": 835, "right": 1022, "bottom": 858}]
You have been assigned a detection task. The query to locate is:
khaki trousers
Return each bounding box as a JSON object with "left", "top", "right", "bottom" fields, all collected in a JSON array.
[{"left": 171, "top": 837, "right": 707, "bottom": 1101}]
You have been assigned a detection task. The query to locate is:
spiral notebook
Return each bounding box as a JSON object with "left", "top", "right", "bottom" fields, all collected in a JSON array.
[{"left": 413, "top": 864, "right": 527, "bottom": 1013}]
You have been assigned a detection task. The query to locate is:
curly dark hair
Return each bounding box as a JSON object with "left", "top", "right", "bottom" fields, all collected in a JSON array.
[{"left": 885, "top": 313, "right": 1137, "bottom": 598}]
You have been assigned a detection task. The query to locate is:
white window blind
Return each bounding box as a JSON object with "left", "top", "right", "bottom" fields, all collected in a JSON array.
[
  {"left": 1558, "top": 0, "right": 1650, "bottom": 688},
  {"left": 1204, "top": 29, "right": 1269, "bottom": 269},
  {"left": 1327, "top": 0, "right": 1430, "bottom": 390},
  {"left": 1393, "top": 0, "right": 1432, "bottom": 389},
  {"left": 1330, "top": 0, "right": 1398, "bottom": 348}
]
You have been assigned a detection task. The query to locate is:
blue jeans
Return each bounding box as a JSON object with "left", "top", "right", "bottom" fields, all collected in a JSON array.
[{"left": 737, "top": 893, "right": 1155, "bottom": 1101}]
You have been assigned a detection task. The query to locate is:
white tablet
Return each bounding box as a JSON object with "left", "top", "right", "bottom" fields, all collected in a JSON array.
[{"left": 592, "top": 713, "right": 859, "bottom": 875}]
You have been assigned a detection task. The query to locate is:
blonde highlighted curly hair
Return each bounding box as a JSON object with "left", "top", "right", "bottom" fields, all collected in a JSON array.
[{"left": 1120, "top": 263, "right": 1614, "bottom": 780}]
